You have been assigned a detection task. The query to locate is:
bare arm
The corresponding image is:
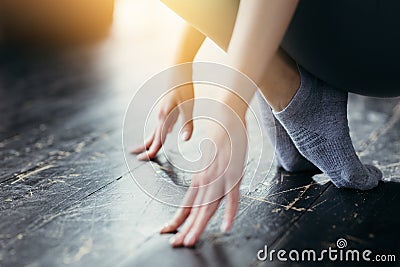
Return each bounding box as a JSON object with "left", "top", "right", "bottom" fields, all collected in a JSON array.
[
  {"left": 224, "top": 0, "right": 299, "bottom": 116},
  {"left": 132, "top": 24, "right": 204, "bottom": 157},
  {"left": 154, "top": 1, "right": 299, "bottom": 248},
  {"left": 174, "top": 24, "right": 205, "bottom": 63}
]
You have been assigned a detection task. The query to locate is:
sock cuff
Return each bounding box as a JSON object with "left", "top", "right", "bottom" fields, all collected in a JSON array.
[
  {"left": 273, "top": 65, "right": 314, "bottom": 120},
  {"left": 256, "top": 90, "right": 276, "bottom": 128}
]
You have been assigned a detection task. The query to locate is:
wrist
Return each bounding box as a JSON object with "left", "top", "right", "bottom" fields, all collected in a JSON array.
[
  {"left": 221, "top": 92, "right": 248, "bottom": 122},
  {"left": 168, "top": 62, "right": 193, "bottom": 91}
]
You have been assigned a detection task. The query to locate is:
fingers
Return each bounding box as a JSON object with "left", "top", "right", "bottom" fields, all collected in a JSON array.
[
  {"left": 131, "top": 132, "right": 154, "bottom": 154},
  {"left": 181, "top": 201, "right": 219, "bottom": 247},
  {"left": 160, "top": 185, "right": 198, "bottom": 234},
  {"left": 180, "top": 107, "right": 194, "bottom": 141},
  {"left": 167, "top": 179, "right": 206, "bottom": 247},
  {"left": 138, "top": 129, "right": 162, "bottom": 160},
  {"left": 160, "top": 208, "right": 191, "bottom": 234},
  {"left": 169, "top": 185, "right": 221, "bottom": 248},
  {"left": 136, "top": 118, "right": 169, "bottom": 160},
  {"left": 135, "top": 106, "right": 181, "bottom": 160},
  {"left": 169, "top": 206, "right": 201, "bottom": 247},
  {"left": 165, "top": 181, "right": 240, "bottom": 248},
  {"left": 220, "top": 186, "right": 240, "bottom": 233},
  {"left": 133, "top": 93, "right": 194, "bottom": 159},
  {"left": 180, "top": 120, "right": 193, "bottom": 141},
  {"left": 167, "top": 108, "right": 179, "bottom": 133}
]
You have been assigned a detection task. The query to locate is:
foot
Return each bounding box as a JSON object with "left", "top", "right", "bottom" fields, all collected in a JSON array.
[
  {"left": 257, "top": 91, "right": 320, "bottom": 173},
  {"left": 273, "top": 66, "right": 381, "bottom": 190}
]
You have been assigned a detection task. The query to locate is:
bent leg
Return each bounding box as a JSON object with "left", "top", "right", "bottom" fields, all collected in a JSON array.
[
  {"left": 257, "top": 49, "right": 319, "bottom": 173},
  {"left": 259, "top": 49, "right": 382, "bottom": 190},
  {"left": 257, "top": 91, "right": 319, "bottom": 173}
]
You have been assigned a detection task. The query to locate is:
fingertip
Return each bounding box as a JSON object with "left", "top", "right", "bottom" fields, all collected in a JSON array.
[
  {"left": 181, "top": 120, "right": 194, "bottom": 141},
  {"left": 160, "top": 223, "right": 176, "bottom": 234},
  {"left": 181, "top": 131, "right": 190, "bottom": 141},
  {"left": 131, "top": 150, "right": 142, "bottom": 155},
  {"left": 169, "top": 236, "right": 177, "bottom": 246},
  {"left": 220, "top": 220, "right": 232, "bottom": 233},
  {"left": 130, "top": 147, "right": 142, "bottom": 154},
  {"left": 160, "top": 224, "right": 169, "bottom": 234},
  {"left": 136, "top": 153, "right": 149, "bottom": 161},
  {"left": 169, "top": 233, "right": 184, "bottom": 248},
  {"left": 183, "top": 232, "right": 196, "bottom": 247}
]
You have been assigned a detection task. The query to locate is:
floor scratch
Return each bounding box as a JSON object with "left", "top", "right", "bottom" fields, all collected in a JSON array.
[
  {"left": 242, "top": 194, "right": 310, "bottom": 212},
  {"left": 359, "top": 102, "right": 400, "bottom": 156},
  {"left": 11, "top": 164, "right": 55, "bottom": 185}
]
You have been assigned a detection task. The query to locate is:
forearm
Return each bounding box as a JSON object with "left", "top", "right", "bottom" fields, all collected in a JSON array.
[
  {"left": 170, "top": 24, "right": 205, "bottom": 88},
  {"left": 225, "top": 0, "right": 299, "bottom": 116},
  {"left": 174, "top": 24, "right": 206, "bottom": 64}
]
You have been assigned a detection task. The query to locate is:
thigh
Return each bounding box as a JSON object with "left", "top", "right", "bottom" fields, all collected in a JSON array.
[{"left": 281, "top": 0, "right": 400, "bottom": 97}]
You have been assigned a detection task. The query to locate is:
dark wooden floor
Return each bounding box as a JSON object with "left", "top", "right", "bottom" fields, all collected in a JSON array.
[{"left": 1, "top": 1, "right": 400, "bottom": 267}]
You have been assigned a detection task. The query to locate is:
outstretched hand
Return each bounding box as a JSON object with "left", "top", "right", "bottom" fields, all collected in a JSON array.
[
  {"left": 132, "top": 90, "right": 248, "bottom": 247},
  {"left": 159, "top": 113, "right": 247, "bottom": 247},
  {"left": 131, "top": 83, "right": 194, "bottom": 160}
]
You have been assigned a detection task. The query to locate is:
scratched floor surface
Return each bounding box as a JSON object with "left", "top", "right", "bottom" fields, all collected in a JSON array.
[{"left": 1, "top": 1, "right": 400, "bottom": 267}]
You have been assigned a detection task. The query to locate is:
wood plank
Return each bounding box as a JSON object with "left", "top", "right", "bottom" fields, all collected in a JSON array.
[
  {"left": 1, "top": 156, "right": 331, "bottom": 267},
  {"left": 1, "top": 81, "right": 399, "bottom": 267},
  {"left": 271, "top": 182, "right": 400, "bottom": 265}
]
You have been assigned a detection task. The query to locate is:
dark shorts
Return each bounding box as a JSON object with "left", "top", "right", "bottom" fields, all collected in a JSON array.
[{"left": 281, "top": 0, "right": 400, "bottom": 97}]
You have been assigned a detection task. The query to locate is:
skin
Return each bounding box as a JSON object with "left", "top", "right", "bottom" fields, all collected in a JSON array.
[{"left": 132, "top": 0, "right": 300, "bottom": 247}]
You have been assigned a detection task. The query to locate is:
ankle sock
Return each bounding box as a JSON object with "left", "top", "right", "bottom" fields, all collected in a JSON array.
[
  {"left": 273, "top": 66, "right": 381, "bottom": 190},
  {"left": 256, "top": 91, "right": 319, "bottom": 173}
]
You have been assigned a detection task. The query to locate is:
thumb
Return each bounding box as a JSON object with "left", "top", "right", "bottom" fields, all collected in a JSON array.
[
  {"left": 180, "top": 118, "right": 193, "bottom": 141},
  {"left": 180, "top": 107, "right": 194, "bottom": 141}
]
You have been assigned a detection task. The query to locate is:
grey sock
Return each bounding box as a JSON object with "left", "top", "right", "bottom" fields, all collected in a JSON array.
[
  {"left": 273, "top": 66, "right": 382, "bottom": 190},
  {"left": 256, "top": 91, "right": 319, "bottom": 173}
]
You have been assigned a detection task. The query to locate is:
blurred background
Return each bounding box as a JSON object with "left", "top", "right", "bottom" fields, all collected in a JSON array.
[
  {"left": 0, "top": 0, "right": 232, "bottom": 142},
  {"left": 0, "top": 0, "right": 230, "bottom": 118},
  {"left": 0, "top": 0, "right": 114, "bottom": 46},
  {"left": 0, "top": 0, "right": 228, "bottom": 69}
]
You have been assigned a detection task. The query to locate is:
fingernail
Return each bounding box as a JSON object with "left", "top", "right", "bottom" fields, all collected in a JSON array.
[
  {"left": 136, "top": 153, "right": 147, "bottom": 161},
  {"left": 170, "top": 233, "right": 182, "bottom": 247},
  {"left": 181, "top": 131, "right": 189, "bottom": 141},
  {"left": 160, "top": 222, "right": 170, "bottom": 233},
  {"left": 220, "top": 221, "right": 230, "bottom": 233},
  {"left": 169, "top": 236, "right": 176, "bottom": 245},
  {"left": 183, "top": 232, "right": 195, "bottom": 247}
]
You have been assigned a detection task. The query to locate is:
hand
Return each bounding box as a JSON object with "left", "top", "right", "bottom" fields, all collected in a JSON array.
[
  {"left": 131, "top": 83, "right": 194, "bottom": 160},
  {"left": 160, "top": 111, "right": 248, "bottom": 247}
]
